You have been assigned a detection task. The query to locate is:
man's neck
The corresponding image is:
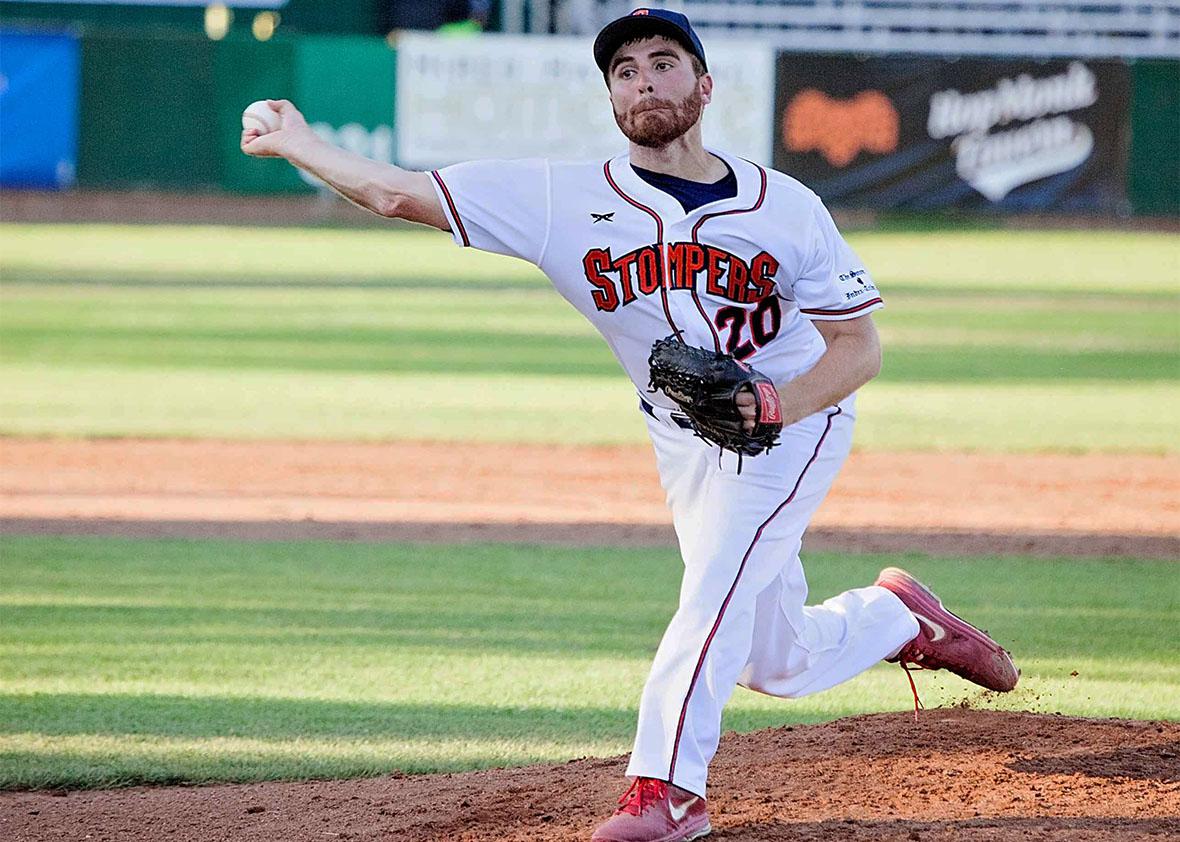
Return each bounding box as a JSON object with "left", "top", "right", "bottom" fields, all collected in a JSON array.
[{"left": 628, "top": 126, "right": 727, "bottom": 183}]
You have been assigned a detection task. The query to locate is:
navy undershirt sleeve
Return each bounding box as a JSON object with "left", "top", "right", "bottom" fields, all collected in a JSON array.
[{"left": 631, "top": 162, "right": 738, "bottom": 213}]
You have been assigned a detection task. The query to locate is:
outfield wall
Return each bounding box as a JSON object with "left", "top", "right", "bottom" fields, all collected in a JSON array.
[
  {"left": 0, "top": 1, "right": 378, "bottom": 35},
  {"left": 0, "top": 28, "right": 1175, "bottom": 215},
  {"left": 68, "top": 30, "right": 395, "bottom": 194}
]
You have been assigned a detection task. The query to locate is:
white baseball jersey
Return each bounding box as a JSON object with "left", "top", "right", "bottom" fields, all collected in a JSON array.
[
  {"left": 428, "top": 148, "right": 914, "bottom": 800},
  {"left": 429, "top": 148, "right": 883, "bottom": 408}
]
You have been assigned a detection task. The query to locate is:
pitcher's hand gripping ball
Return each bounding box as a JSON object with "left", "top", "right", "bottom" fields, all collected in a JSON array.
[
  {"left": 241, "top": 100, "right": 281, "bottom": 134},
  {"left": 648, "top": 336, "right": 784, "bottom": 457}
]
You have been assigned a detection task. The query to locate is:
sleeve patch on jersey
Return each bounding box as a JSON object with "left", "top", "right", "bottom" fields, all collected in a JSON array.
[
  {"left": 834, "top": 267, "right": 879, "bottom": 302},
  {"left": 431, "top": 170, "right": 470, "bottom": 248}
]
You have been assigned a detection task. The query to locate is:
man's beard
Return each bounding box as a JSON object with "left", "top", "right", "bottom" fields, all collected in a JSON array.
[{"left": 614, "top": 88, "right": 703, "bottom": 148}]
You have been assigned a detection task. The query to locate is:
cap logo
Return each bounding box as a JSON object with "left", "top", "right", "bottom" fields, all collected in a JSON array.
[{"left": 632, "top": 8, "right": 650, "bottom": 14}]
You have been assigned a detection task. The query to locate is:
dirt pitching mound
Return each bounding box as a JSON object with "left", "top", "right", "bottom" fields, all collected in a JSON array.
[{"left": 4, "top": 710, "right": 1177, "bottom": 841}]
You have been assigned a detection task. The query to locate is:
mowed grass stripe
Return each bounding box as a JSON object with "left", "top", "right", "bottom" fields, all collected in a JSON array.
[
  {"left": 0, "top": 536, "right": 1176, "bottom": 789},
  {"left": 3, "top": 224, "right": 1177, "bottom": 294},
  {"left": 3, "top": 285, "right": 1174, "bottom": 342},
  {"left": 2, "top": 365, "right": 1176, "bottom": 451},
  {"left": 0, "top": 225, "right": 546, "bottom": 288},
  {"left": 2, "top": 329, "right": 1174, "bottom": 381},
  {"left": 851, "top": 228, "right": 1180, "bottom": 293},
  {"left": 1, "top": 285, "right": 1175, "bottom": 381}
]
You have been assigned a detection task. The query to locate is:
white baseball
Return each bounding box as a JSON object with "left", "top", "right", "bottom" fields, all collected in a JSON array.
[{"left": 242, "top": 100, "right": 281, "bottom": 134}]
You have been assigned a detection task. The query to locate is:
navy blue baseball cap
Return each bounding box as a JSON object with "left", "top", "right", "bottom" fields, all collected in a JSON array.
[{"left": 593, "top": 8, "right": 708, "bottom": 75}]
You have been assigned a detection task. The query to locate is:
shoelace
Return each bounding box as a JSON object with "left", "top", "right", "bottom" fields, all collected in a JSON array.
[
  {"left": 898, "top": 660, "right": 928, "bottom": 722},
  {"left": 616, "top": 777, "right": 669, "bottom": 816}
]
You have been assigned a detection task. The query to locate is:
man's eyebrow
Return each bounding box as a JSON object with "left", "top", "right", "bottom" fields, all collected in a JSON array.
[
  {"left": 610, "top": 48, "right": 681, "bottom": 74},
  {"left": 609, "top": 53, "right": 636, "bottom": 73}
]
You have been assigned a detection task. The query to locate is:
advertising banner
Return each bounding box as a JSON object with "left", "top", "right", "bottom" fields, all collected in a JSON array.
[
  {"left": 773, "top": 55, "right": 1132, "bottom": 212},
  {"left": 396, "top": 33, "right": 775, "bottom": 170},
  {"left": 292, "top": 35, "right": 397, "bottom": 190},
  {"left": 0, "top": 30, "right": 81, "bottom": 189}
]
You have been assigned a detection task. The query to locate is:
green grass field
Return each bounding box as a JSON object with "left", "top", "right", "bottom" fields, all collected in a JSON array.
[
  {"left": 2, "top": 536, "right": 1176, "bottom": 789},
  {"left": 1, "top": 224, "right": 1177, "bottom": 450},
  {"left": 0, "top": 222, "right": 1177, "bottom": 791}
]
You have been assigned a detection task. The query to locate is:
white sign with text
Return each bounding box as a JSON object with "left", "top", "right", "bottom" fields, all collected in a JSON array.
[{"left": 396, "top": 33, "right": 774, "bottom": 170}]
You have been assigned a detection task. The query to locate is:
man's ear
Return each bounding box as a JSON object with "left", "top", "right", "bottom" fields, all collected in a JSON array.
[{"left": 700, "top": 73, "right": 714, "bottom": 105}]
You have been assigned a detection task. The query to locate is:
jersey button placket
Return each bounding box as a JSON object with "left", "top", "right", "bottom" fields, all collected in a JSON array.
[
  {"left": 652, "top": 213, "right": 682, "bottom": 343},
  {"left": 669, "top": 217, "right": 721, "bottom": 353}
]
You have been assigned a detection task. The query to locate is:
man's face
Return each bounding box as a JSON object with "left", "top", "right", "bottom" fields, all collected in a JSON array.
[{"left": 607, "top": 35, "right": 711, "bottom": 148}]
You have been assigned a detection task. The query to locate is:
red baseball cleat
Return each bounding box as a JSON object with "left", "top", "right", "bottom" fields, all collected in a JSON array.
[
  {"left": 591, "top": 777, "right": 711, "bottom": 842},
  {"left": 875, "top": 566, "right": 1019, "bottom": 693}
]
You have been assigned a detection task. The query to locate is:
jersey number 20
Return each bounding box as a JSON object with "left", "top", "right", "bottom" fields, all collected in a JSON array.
[{"left": 715, "top": 296, "right": 782, "bottom": 360}]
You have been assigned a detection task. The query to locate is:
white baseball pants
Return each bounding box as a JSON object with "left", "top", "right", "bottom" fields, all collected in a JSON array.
[{"left": 625, "top": 394, "right": 920, "bottom": 797}]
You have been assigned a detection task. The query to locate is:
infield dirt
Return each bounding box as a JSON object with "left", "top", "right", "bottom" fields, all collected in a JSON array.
[
  {"left": 2, "top": 438, "right": 1177, "bottom": 841},
  {"left": 1, "top": 438, "right": 1178, "bottom": 558}
]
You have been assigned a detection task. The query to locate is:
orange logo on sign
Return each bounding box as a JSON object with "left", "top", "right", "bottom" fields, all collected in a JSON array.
[{"left": 783, "top": 89, "right": 899, "bottom": 167}]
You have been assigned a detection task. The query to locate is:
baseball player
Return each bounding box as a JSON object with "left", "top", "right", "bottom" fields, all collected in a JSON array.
[{"left": 242, "top": 9, "right": 1018, "bottom": 841}]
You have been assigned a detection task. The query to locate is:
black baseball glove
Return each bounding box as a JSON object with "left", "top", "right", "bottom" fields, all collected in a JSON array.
[{"left": 647, "top": 335, "right": 783, "bottom": 458}]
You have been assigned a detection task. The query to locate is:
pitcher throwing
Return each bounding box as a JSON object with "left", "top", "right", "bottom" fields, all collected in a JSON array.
[{"left": 242, "top": 9, "right": 1018, "bottom": 841}]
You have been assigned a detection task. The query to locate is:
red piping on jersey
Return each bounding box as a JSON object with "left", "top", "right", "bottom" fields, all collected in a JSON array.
[
  {"left": 689, "top": 162, "right": 768, "bottom": 241},
  {"left": 431, "top": 170, "right": 470, "bottom": 248},
  {"left": 602, "top": 161, "right": 682, "bottom": 341},
  {"left": 690, "top": 288, "right": 721, "bottom": 352},
  {"left": 800, "top": 297, "right": 883, "bottom": 317},
  {"left": 666, "top": 406, "right": 842, "bottom": 785},
  {"left": 689, "top": 162, "right": 769, "bottom": 353}
]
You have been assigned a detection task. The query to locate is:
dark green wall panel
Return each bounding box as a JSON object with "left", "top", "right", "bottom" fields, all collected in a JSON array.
[
  {"left": 0, "top": 3, "right": 203, "bottom": 30},
  {"left": 0, "top": 1, "right": 381, "bottom": 34},
  {"left": 283, "top": 0, "right": 382, "bottom": 35},
  {"left": 74, "top": 30, "right": 398, "bottom": 193},
  {"left": 78, "top": 32, "right": 218, "bottom": 188},
  {"left": 1128, "top": 60, "right": 1180, "bottom": 216}
]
